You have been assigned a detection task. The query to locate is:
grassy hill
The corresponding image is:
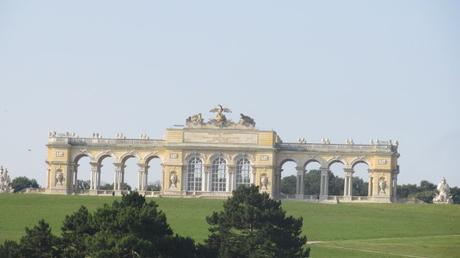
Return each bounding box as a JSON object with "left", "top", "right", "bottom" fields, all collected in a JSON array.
[{"left": 0, "top": 194, "right": 459, "bottom": 257}]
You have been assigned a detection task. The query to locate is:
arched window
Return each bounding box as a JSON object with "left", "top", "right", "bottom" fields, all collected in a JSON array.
[
  {"left": 187, "top": 157, "right": 202, "bottom": 191},
  {"left": 236, "top": 158, "right": 251, "bottom": 188},
  {"left": 211, "top": 157, "right": 226, "bottom": 192}
]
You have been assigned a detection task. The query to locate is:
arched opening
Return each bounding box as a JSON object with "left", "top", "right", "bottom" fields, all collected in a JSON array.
[
  {"left": 352, "top": 161, "right": 369, "bottom": 196},
  {"left": 280, "top": 159, "right": 297, "bottom": 198},
  {"left": 186, "top": 156, "right": 203, "bottom": 191},
  {"left": 99, "top": 155, "right": 115, "bottom": 190},
  {"left": 328, "top": 161, "right": 345, "bottom": 196},
  {"left": 235, "top": 157, "right": 251, "bottom": 189},
  {"left": 211, "top": 156, "right": 227, "bottom": 192},
  {"left": 146, "top": 156, "right": 162, "bottom": 192},
  {"left": 121, "top": 156, "right": 138, "bottom": 191},
  {"left": 73, "top": 155, "right": 91, "bottom": 193},
  {"left": 303, "top": 160, "right": 321, "bottom": 197}
]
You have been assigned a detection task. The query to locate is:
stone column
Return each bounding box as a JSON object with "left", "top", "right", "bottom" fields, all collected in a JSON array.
[
  {"left": 296, "top": 166, "right": 304, "bottom": 198},
  {"left": 392, "top": 170, "right": 398, "bottom": 201},
  {"left": 113, "top": 163, "right": 122, "bottom": 191},
  {"left": 368, "top": 169, "right": 374, "bottom": 197},
  {"left": 251, "top": 166, "right": 257, "bottom": 186},
  {"left": 137, "top": 163, "right": 148, "bottom": 191},
  {"left": 96, "top": 166, "right": 101, "bottom": 190},
  {"left": 144, "top": 166, "right": 149, "bottom": 191},
  {"left": 343, "top": 168, "right": 353, "bottom": 198},
  {"left": 90, "top": 162, "right": 99, "bottom": 191},
  {"left": 319, "top": 168, "right": 329, "bottom": 200},
  {"left": 277, "top": 168, "right": 283, "bottom": 199},
  {"left": 203, "top": 165, "right": 211, "bottom": 192},
  {"left": 227, "top": 165, "right": 235, "bottom": 192},
  {"left": 121, "top": 165, "right": 126, "bottom": 190},
  {"left": 72, "top": 163, "right": 78, "bottom": 192}
]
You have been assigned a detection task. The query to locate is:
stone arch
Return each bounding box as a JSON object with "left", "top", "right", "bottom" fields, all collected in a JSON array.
[
  {"left": 232, "top": 153, "right": 254, "bottom": 165},
  {"left": 72, "top": 151, "right": 95, "bottom": 164},
  {"left": 279, "top": 158, "right": 299, "bottom": 168},
  {"left": 119, "top": 151, "right": 141, "bottom": 164},
  {"left": 184, "top": 152, "right": 204, "bottom": 163},
  {"left": 351, "top": 158, "right": 370, "bottom": 169},
  {"left": 142, "top": 152, "right": 163, "bottom": 166},
  {"left": 303, "top": 158, "right": 325, "bottom": 169},
  {"left": 208, "top": 152, "right": 230, "bottom": 164},
  {"left": 95, "top": 151, "right": 117, "bottom": 164},
  {"left": 71, "top": 151, "right": 94, "bottom": 192},
  {"left": 351, "top": 159, "right": 370, "bottom": 197},
  {"left": 278, "top": 158, "right": 299, "bottom": 197},
  {"left": 327, "top": 158, "right": 346, "bottom": 168},
  {"left": 302, "top": 159, "right": 322, "bottom": 196}
]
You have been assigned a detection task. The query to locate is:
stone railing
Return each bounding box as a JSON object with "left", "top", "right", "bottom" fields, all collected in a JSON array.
[
  {"left": 48, "top": 137, "right": 165, "bottom": 147},
  {"left": 143, "top": 191, "right": 161, "bottom": 197},
  {"left": 277, "top": 143, "right": 397, "bottom": 153},
  {"left": 23, "top": 188, "right": 46, "bottom": 193},
  {"left": 279, "top": 194, "right": 318, "bottom": 200},
  {"left": 184, "top": 191, "right": 232, "bottom": 198}
]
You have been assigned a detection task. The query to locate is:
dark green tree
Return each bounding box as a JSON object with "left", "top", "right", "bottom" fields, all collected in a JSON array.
[
  {"left": 281, "top": 175, "right": 296, "bottom": 195},
  {"left": 85, "top": 192, "right": 197, "bottom": 258},
  {"left": 18, "top": 219, "right": 61, "bottom": 258},
  {"left": 420, "top": 180, "right": 436, "bottom": 192},
  {"left": 303, "top": 170, "right": 320, "bottom": 195},
  {"left": 351, "top": 177, "right": 368, "bottom": 196},
  {"left": 146, "top": 183, "right": 161, "bottom": 191},
  {"left": 0, "top": 240, "right": 20, "bottom": 258},
  {"left": 397, "top": 184, "right": 418, "bottom": 198},
  {"left": 327, "top": 172, "right": 344, "bottom": 196},
  {"left": 451, "top": 187, "right": 460, "bottom": 204},
  {"left": 0, "top": 192, "right": 198, "bottom": 258},
  {"left": 60, "top": 206, "right": 95, "bottom": 258},
  {"left": 99, "top": 182, "right": 131, "bottom": 191},
  {"left": 11, "top": 176, "right": 39, "bottom": 192},
  {"left": 205, "top": 185, "right": 309, "bottom": 258}
]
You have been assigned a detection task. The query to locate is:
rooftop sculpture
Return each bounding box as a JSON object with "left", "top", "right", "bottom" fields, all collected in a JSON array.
[{"left": 186, "top": 105, "right": 256, "bottom": 129}]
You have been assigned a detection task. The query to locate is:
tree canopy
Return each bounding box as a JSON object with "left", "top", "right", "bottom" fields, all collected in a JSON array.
[
  {"left": 11, "top": 176, "right": 39, "bottom": 192},
  {"left": 0, "top": 192, "right": 197, "bottom": 258},
  {"left": 204, "top": 185, "right": 310, "bottom": 258},
  {"left": 0, "top": 189, "right": 312, "bottom": 257}
]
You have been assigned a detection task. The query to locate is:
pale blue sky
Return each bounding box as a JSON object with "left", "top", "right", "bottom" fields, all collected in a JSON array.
[{"left": 0, "top": 1, "right": 459, "bottom": 187}]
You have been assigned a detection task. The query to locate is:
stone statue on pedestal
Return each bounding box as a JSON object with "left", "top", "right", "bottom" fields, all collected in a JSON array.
[
  {"left": 169, "top": 172, "right": 178, "bottom": 190},
  {"left": 0, "top": 166, "right": 13, "bottom": 193},
  {"left": 433, "top": 178, "right": 453, "bottom": 204},
  {"left": 260, "top": 174, "right": 268, "bottom": 190}
]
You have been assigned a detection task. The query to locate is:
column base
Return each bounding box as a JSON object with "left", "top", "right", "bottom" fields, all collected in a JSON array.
[
  {"left": 89, "top": 189, "right": 99, "bottom": 195},
  {"left": 46, "top": 188, "right": 73, "bottom": 195},
  {"left": 343, "top": 195, "right": 353, "bottom": 202}
]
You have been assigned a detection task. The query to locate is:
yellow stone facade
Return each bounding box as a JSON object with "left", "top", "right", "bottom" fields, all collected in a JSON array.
[{"left": 46, "top": 106, "right": 400, "bottom": 203}]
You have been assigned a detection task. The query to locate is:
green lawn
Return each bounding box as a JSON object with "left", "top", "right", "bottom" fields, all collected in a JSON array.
[{"left": 1, "top": 194, "right": 459, "bottom": 257}]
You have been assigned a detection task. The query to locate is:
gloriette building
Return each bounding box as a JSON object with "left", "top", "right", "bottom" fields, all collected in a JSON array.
[{"left": 46, "top": 105, "right": 400, "bottom": 203}]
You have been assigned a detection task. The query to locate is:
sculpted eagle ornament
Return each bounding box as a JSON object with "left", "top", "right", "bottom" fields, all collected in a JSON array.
[{"left": 209, "top": 105, "right": 232, "bottom": 124}]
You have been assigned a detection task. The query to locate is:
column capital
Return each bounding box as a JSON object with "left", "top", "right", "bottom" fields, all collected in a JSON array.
[
  {"left": 137, "top": 163, "right": 149, "bottom": 169},
  {"left": 89, "top": 162, "right": 99, "bottom": 167},
  {"left": 319, "top": 167, "right": 329, "bottom": 174},
  {"left": 295, "top": 166, "right": 305, "bottom": 173},
  {"left": 343, "top": 168, "right": 354, "bottom": 174}
]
